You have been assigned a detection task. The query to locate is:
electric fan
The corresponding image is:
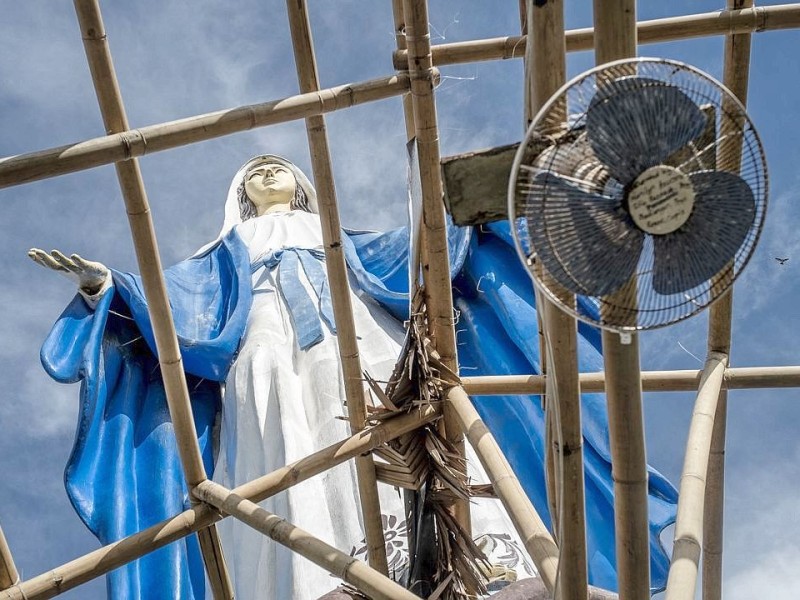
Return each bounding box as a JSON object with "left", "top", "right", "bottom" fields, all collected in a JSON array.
[{"left": 508, "top": 57, "right": 768, "bottom": 331}]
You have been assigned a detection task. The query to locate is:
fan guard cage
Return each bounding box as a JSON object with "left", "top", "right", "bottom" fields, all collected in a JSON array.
[{"left": 508, "top": 57, "right": 768, "bottom": 332}]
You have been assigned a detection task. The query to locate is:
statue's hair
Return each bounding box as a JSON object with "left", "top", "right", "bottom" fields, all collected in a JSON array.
[{"left": 237, "top": 175, "right": 311, "bottom": 221}]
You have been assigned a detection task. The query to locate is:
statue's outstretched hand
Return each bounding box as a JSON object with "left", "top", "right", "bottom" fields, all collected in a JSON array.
[{"left": 28, "top": 249, "right": 110, "bottom": 295}]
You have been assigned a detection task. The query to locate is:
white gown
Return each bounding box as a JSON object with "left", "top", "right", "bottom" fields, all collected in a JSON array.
[{"left": 212, "top": 210, "right": 535, "bottom": 599}]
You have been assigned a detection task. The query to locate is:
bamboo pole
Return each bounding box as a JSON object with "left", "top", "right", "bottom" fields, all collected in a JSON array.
[
  {"left": 446, "top": 385, "right": 560, "bottom": 593},
  {"left": 702, "top": 388, "right": 727, "bottom": 600},
  {"left": 0, "top": 73, "right": 412, "bottom": 189},
  {"left": 703, "top": 1, "right": 753, "bottom": 596},
  {"left": 0, "top": 406, "right": 439, "bottom": 600},
  {"left": 71, "top": 1, "right": 233, "bottom": 596},
  {"left": 195, "top": 481, "right": 420, "bottom": 600},
  {"left": 664, "top": 353, "right": 728, "bottom": 600},
  {"left": 592, "top": 3, "right": 650, "bottom": 598},
  {"left": 401, "top": 0, "right": 471, "bottom": 535},
  {"left": 390, "top": 0, "right": 417, "bottom": 142},
  {"left": 392, "top": 4, "right": 800, "bottom": 68},
  {"left": 390, "top": 0, "right": 424, "bottom": 569},
  {"left": 526, "top": 1, "right": 588, "bottom": 598},
  {"left": 284, "top": 0, "right": 388, "bottom": 575},
  {"left": 518, "top": 0, "right": 558, "bottom": 541},
  {"left": 0, "top": 525, "right": 18, "bottom": 590},
  {"left": 461, "top": 366, "right": 800, "bottom": 395}
]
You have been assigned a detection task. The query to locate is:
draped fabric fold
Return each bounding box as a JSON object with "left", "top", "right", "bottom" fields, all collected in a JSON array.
[{"left": 41, "top": 217, "right": 676, "bottom": 598}]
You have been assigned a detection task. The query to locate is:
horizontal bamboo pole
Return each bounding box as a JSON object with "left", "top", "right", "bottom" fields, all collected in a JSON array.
[
  {"left": 0, "top": 524, "right": 18, "bottom": 590},
  {"left": 665, "top": 353, "right": 727, "bottom": 600},
  {"left": 392, "top": 4, "right": 800, "bottom": 68},
  {"left": 446, "top": 385, "right": 560, "bottom": 593},
  {"left": 0, "top": 73, "right": 412, "bottom": 189},
  {"left": 195, "top": 481, "right": 420, "bottom": 600},
  {"left": 285, "top": 0, "right": 388, "bottom": 573},
  {"left": 72, "top": 1, "right": 233, "bottom": 596},
  {"left": 0, "top": 406, "right": 439, "bottom": 600},
  {"left": 460, "top": 365, "right": 800, "bottom": 395}
]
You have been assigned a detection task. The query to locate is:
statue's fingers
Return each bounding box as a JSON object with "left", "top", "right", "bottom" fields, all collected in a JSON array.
[
  {"left": 70, "top": 254, "right": 91, "bottom": 269},
  {"left": 50, "top": 250, "right": 82, "bottom": 274},
  {"left": 31, "top": 250, "right": 68, "bottom": 272}
]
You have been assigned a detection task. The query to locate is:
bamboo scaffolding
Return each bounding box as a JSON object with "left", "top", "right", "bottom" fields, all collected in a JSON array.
[
  {"left": 71, "top": 1, "right": 233, "bottom": 596},
  {"left": 0, "top": 73, "right": 412, "bottom": 189},
  {"left": 592, "top": 2, "right": 651, "bottom": 599},
  {"left": 0, "top": 525, "right": 18, "bottom": 591},
  {"left": 195, "top": 481, "right": 419, "bottom": 600},
  {"left": 461, "top": 366, "right": 800, "bottom": 395},
  {"left": 392, "top": 4, "right": 800, "bottom": 69},
  {"left": 284, "top": 0, "right": 388, "bottom": 575},
  {"left": 446, "top": 385, "right": 560, "bottom": 592},
  {"left": 0, "top": 406, "right": 439, "bottom": 600},
  {"left": 703, "top": 1, "right": 753, "bottom": 596},
  {"left": 526, "top": 1, "right": 588, "bottom": 598},
  {"left": 401, "top": 0, "right": 471, "bottom": 535},
  {"left": 664, "top": 353, "right": 728, "bottom": 600}
]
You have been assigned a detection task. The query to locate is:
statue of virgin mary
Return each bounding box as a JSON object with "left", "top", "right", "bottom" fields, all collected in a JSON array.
[{"left": 32, "top": 155, "right": 678, "bottom": 599}]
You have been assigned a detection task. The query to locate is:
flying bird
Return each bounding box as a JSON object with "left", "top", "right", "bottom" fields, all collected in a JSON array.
[{"left": 775, "top": 257, "right": 789, "bottom": 265}]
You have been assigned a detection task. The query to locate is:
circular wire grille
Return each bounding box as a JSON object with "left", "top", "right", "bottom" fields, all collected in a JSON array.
[{"left": 508, "top": 57, "right": 768, "bottom": 332}]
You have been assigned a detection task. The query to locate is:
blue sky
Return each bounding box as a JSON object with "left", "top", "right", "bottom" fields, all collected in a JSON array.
[{"left": 0, "top": 1, "right": 798, "bottom": 598}]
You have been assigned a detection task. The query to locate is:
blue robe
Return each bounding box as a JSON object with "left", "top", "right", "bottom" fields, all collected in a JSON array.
[{"left": 41, "top": 222, "right": 676, "bottom": 598}]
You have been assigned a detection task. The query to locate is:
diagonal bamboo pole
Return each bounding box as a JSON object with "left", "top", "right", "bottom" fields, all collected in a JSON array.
[
  {"left": 704, "top": 2, "right": 753, "bottom": 597},
  {"left": 0, "top": 406, "right": 439, "bottom": 600},
  {"left": 195, "top": 481, "right": 420, "bottom": 600},
  {"left": 446, "top": 385, "right": 559, "bottom": 592},
  {"left": 526, "top": 1, "right": 588, "bottom": 598},
  {"left": 664, "top": 353, "right": 728, "bottom": 600},
  {"left": 392, "top": 4, "right": 800, "bottom": 68},
  {"left": 401, "top": 0, "right": 471, "bottom": 535},
  {"left": 0, "top": 73, "right": 412, "bottom": 189},
  {"left": 71, "top": 1, "right": 235, "bottom": 595},
  {"left": 284, "top": 0, "right": 388, "bottom": 575},
  {"left": 0, "top": 525, "right": 18, "bottom": 591},
  {"left": 461, "top": 366, "right": 800, "bottom": 395},
  {"left": 593, "top": 2, "right": 650, "bottom": 599}
]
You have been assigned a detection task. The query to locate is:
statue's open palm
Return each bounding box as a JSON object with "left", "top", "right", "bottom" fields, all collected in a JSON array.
[{"left": 28, "top": 249, "right": 110, "bottom": 295}]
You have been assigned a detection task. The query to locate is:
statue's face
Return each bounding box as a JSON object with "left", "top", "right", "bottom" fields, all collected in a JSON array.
[{"left": 244, "top": 162, "right": 296, "bottom": 214}]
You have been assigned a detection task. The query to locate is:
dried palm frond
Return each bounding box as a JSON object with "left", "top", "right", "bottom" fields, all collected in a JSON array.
[{"left": 367, "top": 294, "right": 489, "bottom": 599}]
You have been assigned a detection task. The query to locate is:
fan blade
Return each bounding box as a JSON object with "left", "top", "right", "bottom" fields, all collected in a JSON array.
[
  {"left": 524, "top": 172, "right": 644, "bottom": 297},
  {"left": 653, "top": 171, "right": 756, "bottom": 295},
  {"left": 586, "top": 77, "right": 707, "bottom": 186}
]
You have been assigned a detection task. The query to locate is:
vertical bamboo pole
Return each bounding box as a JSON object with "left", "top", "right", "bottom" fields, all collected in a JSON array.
[
  {"left": 284, "top": 0, "right": 389, "bottom": 575},
  {"left": 592, "top": 3, "right": 649, "bottom": 598},
  {"left": 391, "top": 0, "right": 417, "bottom": 142},
  {"left": 664, "top": 353, "right": 727, "bottom": 600},
  {"left": 701, "top": 388, "right": 727, "bottom": 600},
  {"left": 704, "top": 2, "right": 753, "bottom": 597},
  {"left": 520, "top": 1, "right": 558, "bottom": 533},
  {"left": 195, "top": 481, "right": 420, "bottom": 600},
  {"left": 526, "top": 1, "right": 589, "bottom": 598},
  {"left": 0, "top": 525, "right": 18, "bottom": 590},
  {"left": 401, "top": 0, "right": 471, "bottom": 534},
  {"left": 71, "top": 2, "right": 233, "bottom": 597}
]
